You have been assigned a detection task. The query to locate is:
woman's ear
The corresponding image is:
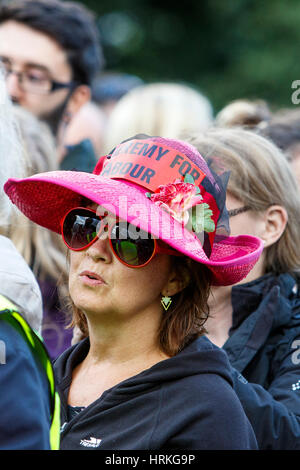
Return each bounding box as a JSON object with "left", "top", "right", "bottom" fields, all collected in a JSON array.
[
  {"left": 261, "top": 205, "right": 288, "bottom": 247},
  {"left": 162, "top": 268, "right": 190, "bottom": 297}
]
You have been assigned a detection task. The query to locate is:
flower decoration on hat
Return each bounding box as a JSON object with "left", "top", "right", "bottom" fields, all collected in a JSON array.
[{"left": 146, "top": 174, "right": 215, "bottom": 235}]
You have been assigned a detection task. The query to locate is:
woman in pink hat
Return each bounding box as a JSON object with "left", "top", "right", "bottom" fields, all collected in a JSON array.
[
  {"left": 4, "top": 134, "right": 263, "bottom": 450},
  {"left": 188, "top": 127, "right": 300, "bottom": 450}
]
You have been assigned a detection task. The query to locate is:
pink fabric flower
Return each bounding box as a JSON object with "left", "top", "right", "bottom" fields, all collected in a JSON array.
[{"left": 149, "top": 179, "right": 203, "bottom": 225}]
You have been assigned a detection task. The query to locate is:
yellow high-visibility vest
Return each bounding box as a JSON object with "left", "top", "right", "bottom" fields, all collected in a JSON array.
[{"left": 0, "top": 294, "right": 60, "bottom": 450}]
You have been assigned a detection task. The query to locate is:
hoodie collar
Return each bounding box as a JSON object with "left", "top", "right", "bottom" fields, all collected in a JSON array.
[
  {"left": 231, "top": 272, "right": 297, "bottom": 332},
  {"left": 54, "top": 335, "right": 233, "bottom": 413}
]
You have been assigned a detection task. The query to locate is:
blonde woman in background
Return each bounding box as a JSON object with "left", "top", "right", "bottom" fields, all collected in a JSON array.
[
  {"left": 102, "top": 82, "right": 213, "bottom": 153},
  {"left": 0, "top": 86, "right": 43, "bottom": 333},
  {"left": 1, "top": 105, "right": 70, "bottom": 359},
  {"left": 187, "top": 127, "right": 300, "bottom": 449}
]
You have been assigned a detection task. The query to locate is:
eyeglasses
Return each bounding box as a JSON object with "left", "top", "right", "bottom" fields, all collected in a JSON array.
[
  {"left": 1, "top": 57, "right": 76, "bottom": 95},
  {"left": 227, "top": 206, "right": 251, "bottom": 217},
  {"left": 61, "top": 207, "right": 180, "bottom": 268}
]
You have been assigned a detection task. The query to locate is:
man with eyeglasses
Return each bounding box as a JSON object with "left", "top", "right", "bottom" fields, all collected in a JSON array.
[{"left": 0, "top": 0, "right": 106, "bottom": 170}]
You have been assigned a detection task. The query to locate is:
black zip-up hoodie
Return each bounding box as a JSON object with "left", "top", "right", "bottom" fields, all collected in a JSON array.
[
  {"left": 54, "top": 335, "right": 257, "bottom": 450},
  {"left": 225, "top": 272, "right": 300, "bottom": 449}
]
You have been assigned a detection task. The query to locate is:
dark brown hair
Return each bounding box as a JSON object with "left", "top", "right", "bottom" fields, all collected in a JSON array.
[{"left": 66, "top": 256, "right": 212, "bottom": 357}]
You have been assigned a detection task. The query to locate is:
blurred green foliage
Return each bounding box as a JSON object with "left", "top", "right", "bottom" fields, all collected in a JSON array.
[{"left": 76, "top": 0, "right": 300, "bottom": 114}]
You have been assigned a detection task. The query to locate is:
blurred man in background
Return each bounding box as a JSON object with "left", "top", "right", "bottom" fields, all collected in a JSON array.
[{"left": 0, "top": 0, "right": 106, "bottom": 170}]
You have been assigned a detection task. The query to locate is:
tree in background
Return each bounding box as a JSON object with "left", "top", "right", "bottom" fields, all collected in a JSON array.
[{"left": 79, "top": 0, "right": 300, "bottom": 113}]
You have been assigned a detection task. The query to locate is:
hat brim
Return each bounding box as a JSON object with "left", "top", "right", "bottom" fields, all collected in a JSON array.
[{"left": 4, "top": 171, "right": 264, "bottom": 286}]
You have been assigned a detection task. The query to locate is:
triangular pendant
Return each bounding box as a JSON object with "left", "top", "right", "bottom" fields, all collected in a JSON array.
[{"left": 161, "top": 296, "right": 172, "bottom": 311}]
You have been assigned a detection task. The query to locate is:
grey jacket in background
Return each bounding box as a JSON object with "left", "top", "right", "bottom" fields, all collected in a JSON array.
[{"left": 0, "top": 235, "right": 43, "bottom": 333}]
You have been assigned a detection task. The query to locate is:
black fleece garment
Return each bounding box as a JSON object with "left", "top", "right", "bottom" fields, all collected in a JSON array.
[
  {"left": 54, "top": 335, "right": 257, "bottom": 450},
  {"left": 225, "top": 272, "right": 300, "bottom": 449}
]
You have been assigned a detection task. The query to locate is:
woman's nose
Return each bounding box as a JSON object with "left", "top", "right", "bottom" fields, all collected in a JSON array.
[{"left": 85, "top": 231, "right": 113, "bottom": 263}]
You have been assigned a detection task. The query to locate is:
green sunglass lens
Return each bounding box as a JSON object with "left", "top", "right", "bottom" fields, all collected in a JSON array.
[
  {"left": 115, "top": 240, "right": 139, "bottom": 266},
  {"left": 111, "top": 223, "right": 155, "bottom": 266}
]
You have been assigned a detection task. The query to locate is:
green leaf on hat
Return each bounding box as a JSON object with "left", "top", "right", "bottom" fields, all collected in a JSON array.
[
  {"left": 190, "top": 203, "right": 215, "bottom": 234},
  {"left": 184, "top": 173, "right": 201, "bottom": 193},
  {"left": 184, "top": 173, "right": 195, "bottom": 184}
]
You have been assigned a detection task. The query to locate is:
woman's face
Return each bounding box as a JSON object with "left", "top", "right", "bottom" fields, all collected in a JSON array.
[{"left": 68, "top": 205, "right": 175, "bottom": 323}]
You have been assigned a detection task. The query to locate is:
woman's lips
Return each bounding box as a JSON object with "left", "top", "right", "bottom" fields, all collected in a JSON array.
[{"left": 79, "top": 271, "right": 105, "bottom": 286}]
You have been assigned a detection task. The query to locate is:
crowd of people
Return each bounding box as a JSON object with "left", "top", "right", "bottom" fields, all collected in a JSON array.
[{"left": 0, "top": 0, "right": 300, "bottom": 452}]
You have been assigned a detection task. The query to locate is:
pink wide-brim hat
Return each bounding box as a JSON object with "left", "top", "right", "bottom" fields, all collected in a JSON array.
[{"left": 4, "top": 136, "right": 264, "bottom": 286}]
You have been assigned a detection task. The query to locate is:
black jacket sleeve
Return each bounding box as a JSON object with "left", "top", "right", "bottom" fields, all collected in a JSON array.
[{"left": 231, "top": 364, "right": 300, "bottom": 450}]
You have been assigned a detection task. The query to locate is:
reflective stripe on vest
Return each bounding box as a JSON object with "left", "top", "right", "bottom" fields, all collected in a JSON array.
[{"left": 0, "top": 295, "right": 60, "bottom": 450}]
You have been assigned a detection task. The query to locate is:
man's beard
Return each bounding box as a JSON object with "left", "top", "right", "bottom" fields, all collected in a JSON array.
[
  {"left": 39, "top": 92, "right": 72, "bottom": 136},
  {"left": 11, "top": 90, "right": 73, "bottom": 137}
]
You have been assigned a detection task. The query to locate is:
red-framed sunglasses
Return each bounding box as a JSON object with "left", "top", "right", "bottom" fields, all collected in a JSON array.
[{"left": 61, "top": 207, "right": 181, "bottom": 268}]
